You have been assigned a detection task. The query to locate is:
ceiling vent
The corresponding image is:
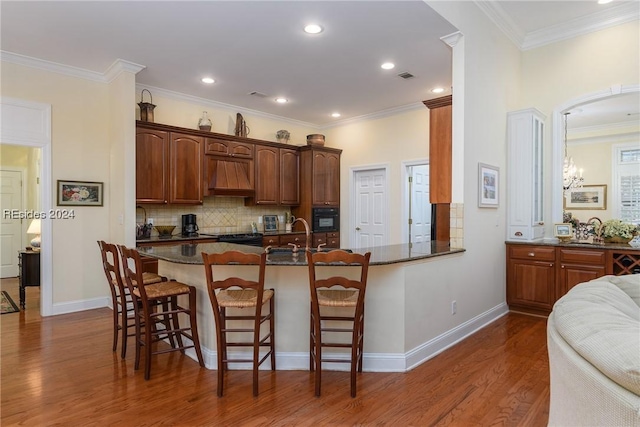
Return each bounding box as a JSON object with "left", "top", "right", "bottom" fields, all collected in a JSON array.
[
  {"left": 248, "top": 91, "right": 268, "bottom": 98},
  {"left": 397, "top": 71, "right": 415, "bottom": 80}
]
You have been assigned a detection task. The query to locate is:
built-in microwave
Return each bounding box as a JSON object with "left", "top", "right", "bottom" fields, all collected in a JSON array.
[{"left": 312, "top": 207, "right": 339, "bottom": 232}]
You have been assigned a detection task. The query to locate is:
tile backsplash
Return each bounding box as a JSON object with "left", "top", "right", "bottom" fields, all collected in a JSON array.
[
  {"left": 136, "top": 198, "right": 291, "bottom": 236},
  {"left": 450, "top": 203, "right": 464, "bottom": 248}
]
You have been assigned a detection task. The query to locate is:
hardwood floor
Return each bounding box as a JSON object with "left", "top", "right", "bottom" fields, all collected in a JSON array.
[{"left": 1, "top": 278, "right": 549, "bottom": 426}]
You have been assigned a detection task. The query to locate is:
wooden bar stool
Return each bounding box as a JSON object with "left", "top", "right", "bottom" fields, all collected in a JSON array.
[
  {"left": 119, "top": 245, "right": 204, "bottom": 380},
  {"left": 97, "top": 240, "right": 168, "bottom": 359},
  {"left": 306, "top": 249, "right": 371, "bottom": 397},
  {"left": 202, "top": 250, "right": 275, "bottom": 397}
]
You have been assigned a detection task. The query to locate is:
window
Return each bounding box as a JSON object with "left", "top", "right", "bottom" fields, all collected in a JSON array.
[{"left": 613, "top": 144, "right": 640, "bottom": 224}]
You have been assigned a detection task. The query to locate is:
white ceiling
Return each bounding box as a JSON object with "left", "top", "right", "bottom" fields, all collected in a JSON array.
[{"left": 1, "top": 1, "right": 638, "bottom": 128}]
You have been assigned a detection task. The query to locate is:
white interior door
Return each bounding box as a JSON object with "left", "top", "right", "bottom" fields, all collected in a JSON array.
[
  {"left": 353, "top": 168, "right": 388, "bottom": 249},
  {"left": 409, "top": 165, "right": 431, "bottom": 243},
  {"left": 1, "top": 169, "right": 24, "bottom": 277}
]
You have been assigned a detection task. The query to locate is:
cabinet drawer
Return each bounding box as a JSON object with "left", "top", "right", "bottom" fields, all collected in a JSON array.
[
  {"left": 559, "top": 248, "right": 605, "bottom": 265},
  {"left": 263, "top": 236, "right": 280, "bottom": 246},
  {"left": 280, "top": 234, "right": 307, "bottom": 246},
  {"left": 509, "top": 245, "right": 555, "bottom": 261}
]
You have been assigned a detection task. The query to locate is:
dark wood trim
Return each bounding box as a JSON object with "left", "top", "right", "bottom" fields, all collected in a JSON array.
[
  {"left": 432, "top": 203, "right": 451, "bottom": 243},
  {"left": 422, "top": 95, "right": 452, "bottom": 109}
]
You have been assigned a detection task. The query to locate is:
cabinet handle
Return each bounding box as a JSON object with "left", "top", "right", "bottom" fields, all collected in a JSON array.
[
  {"left": 527, "top": 252, "right": 535, "bottom": 257},
  {"left": 515, "top": 232, "right": 523, "bottom": 237},
  {"left": 561, "top": 265, "right": 565, "bottom": 269},
  {"left": 550, "top": 264, "right": 553, "bottom": 267},
  {"left": 294, "top": 238, "right": 300, "bottom": 242}
]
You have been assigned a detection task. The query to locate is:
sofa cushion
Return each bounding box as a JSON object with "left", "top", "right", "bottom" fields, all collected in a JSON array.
[{"left": 553, "top": 276, "right": 640, "bottom": 396}]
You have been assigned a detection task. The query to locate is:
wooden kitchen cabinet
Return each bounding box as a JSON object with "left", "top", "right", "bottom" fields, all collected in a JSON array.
[
  {"left": 250, "top": 145, "right": 299, "bottom": 206},
  {"left": 506, "top": 245, "right": 556, "bottom": 315},
  {"left": 136, "top": 123, "right": 203, "bottom": 204},
  {"left": 280, "top": 148, "right": 300, "bottom": 205},
  {"left": 136, "top": 127, "right": 169, "bottom": 203},
  {"left": 506, "top": 243, "right": 617, "bottom": 316},
  {"left": 312, "top": 232, "right": 340, "bottom": 249},
  {"left": 557, "top": 247, "right": 606, "bottom": 297},
  {"left": 293, "top": 146, "right": 342, "bottom": 233},
  {"left": 311, "top": 149, "right": 340, "bottom": 206},
  {"left": 169, "top": 132, "right": 203, "bottom": 204},
  {"left": 204, "top": 137, "right": 254, "bottom": 158}
]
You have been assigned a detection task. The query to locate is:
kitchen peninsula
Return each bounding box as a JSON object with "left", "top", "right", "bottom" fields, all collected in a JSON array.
[{"left": 139, "top": 241, "right": 465, "bottom": 372}]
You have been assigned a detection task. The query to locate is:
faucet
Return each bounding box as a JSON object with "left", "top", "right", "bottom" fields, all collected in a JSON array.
[{"left": 291, "top": 217, "right": 311, "bottom": 252}]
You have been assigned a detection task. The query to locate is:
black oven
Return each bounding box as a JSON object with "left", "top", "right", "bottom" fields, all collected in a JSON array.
[{"left": 312, "top": 207, "right": 339, "bottom": 232}]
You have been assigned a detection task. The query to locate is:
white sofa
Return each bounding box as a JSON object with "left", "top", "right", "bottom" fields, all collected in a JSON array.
[{"left": 547, "top": 274, "right": 640, "bottom": 426}]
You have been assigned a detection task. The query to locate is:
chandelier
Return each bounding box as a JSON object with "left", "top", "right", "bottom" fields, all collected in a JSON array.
[{"left": 562, "top": 112, "right": 583, "bottom": 194}]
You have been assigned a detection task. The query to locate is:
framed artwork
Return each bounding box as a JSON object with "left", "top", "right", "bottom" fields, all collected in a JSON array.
[
  {"left": 263, "top": 215, "right": 278, "bottom": 232},
  {"left": 564, "top": 185, "right": 607, "bottom": 210},
  {"left": 57, "top": 180, "right": 103, "bottom": 206},
  {"left": 554, "top": 223, "right": 573, "bottom": 241},
  {"left": 478, "top": 163, "right": 499, "bottom": 208}
]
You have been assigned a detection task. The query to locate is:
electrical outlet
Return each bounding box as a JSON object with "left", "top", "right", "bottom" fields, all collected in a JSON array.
[
  {"left": 148, "top": 218, "right": 154, "bottom": 225},
  {"left": 451, "top": 300, "right": 457, "bottom": 315}
]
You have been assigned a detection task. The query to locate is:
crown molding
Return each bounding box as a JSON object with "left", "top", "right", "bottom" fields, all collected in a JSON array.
[
  {"left": 0, "top": 50, "right": 107, "bottom": 82},
  {"left": 135, "top": 83, "right": 320, "bottom": 130},
  {"left": 318, "top": 102, "right": 425, "bottom": 130},
  {"left": 474, "top": 1, "right": 526, "bottom": 49},
  {"left": 569, "top": 130, "right": 639, "bottom": 146},
  {"left": 476, "top": 1, "right": 640, "bottom": 51},
  {"left": 104, "top": 59, "right": 145, "bottom": 83},
  {"left": 522, "top": 2, "right": 640, "bottom": 50}
]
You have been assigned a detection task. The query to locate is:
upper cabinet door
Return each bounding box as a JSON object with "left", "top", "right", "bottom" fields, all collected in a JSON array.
[
  {"left": 280, "top": 148, "right": 299, "bottom": 206},
  {"left": 254, "top": 145, "right": 279, "bottom": 205},
  {"left": 312, "top": 150, "right": 340, "bottom": 206},
  {"left": 205, "top": 138, "right": 254, "bottom": 158},
  {"left": 136, "top": 128, "right": 169, "bottom": 204},
  {"left": 169, "top": 132, "right": 203, "bottom": 204}
]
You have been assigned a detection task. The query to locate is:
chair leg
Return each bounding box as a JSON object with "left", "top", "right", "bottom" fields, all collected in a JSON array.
[
  {"left": 314, "top": 315, "right": 322, "bottom": 397},
  {"left": 188, "top": 288, "right": 204, "bottom": 367},
  {"left": 112, "top": 302, "right": 120, "bottom": 353},
  {"left": 134, "top": 310, "right": 142, "bottom": 371},
  {"left": 253, "top": 310, "right": 260, "bottom": 397},
  {"left": 309, "top": 302, "right": 315, "bottom": 372},
  {"left": 220, "top": 307, "right": 228, "bottom": 372},
  {"left": 120, "top": 304, "right": 128, "bottom": 359},
  {"left": 216, "top": 308, "right": 225, "bottom": 397},
  {"left": 144, "top": 309, "right": 153, "bottom": 380},
  {"left": 160, "top": 299, "right": 176, "bottom": 348},
  {"left": 169, "top": 296, "right": 184, "bottom": 351},
  {"left": 269, "top": 293, "right": 276, "bottom": 371}
]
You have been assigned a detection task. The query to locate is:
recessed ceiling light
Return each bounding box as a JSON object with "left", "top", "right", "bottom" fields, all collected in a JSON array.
[
  {"left": 431, "top": 87, "right": 445, "bottom": 94},
  {"left": 275, "top": 97, "right": 288, "bottom": 104},
  {"left": 381, "top": 62, "right": 395, "bottom": 70},
  {"left": 201, "top": 77, "right": 215, "bottom": 84},
  {"left": 331, "top": 112, "right": 341, "bottom": 118},
  {"left": 597, "top": 0, "right": 613, "bottom": 4},
  {"left": 304, "top": 24, "right": 323, "bottom": 34}
]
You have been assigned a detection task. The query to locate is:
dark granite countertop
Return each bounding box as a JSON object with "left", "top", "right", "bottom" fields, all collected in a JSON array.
[
  {"left": 506, "top": 240, "right": 640, "bottom": 251},
  {"left": 138, "top": 241, "right": 465, "bottom": 266}
]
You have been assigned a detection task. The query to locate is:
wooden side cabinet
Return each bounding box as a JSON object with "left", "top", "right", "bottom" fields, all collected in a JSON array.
[
  {"left": 506, "top": 245, "right": 556, "bottom": 315},
  {"left": 506, "top": 243, "right": 614, "bottom": 316},
  {"left": 18, "top": 250, "right": 40, "bottom": 308}
]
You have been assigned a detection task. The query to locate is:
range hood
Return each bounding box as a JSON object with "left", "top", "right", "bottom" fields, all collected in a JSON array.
[{"left": 205, "top": 157, "right": 255, "bottom": 197}]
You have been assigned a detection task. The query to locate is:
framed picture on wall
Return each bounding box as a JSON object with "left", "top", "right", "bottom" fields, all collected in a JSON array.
[
  {"left": 564, "top": 185, "right": 607, "bottom": 210},
  {"left": 57, "top": 180, "right": 103, "bottom": 206},
  {"left": 478, "top": 163, "right": 499, "bottom": 208},
  {"left": 263, "top": 215, "right": 278, "bottom": 232}
]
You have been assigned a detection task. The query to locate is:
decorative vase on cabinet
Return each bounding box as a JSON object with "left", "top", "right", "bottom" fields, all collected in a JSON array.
[
  {"left": 507, "top": 108, "right": 546, "bottom": 241},
  {"left": 198, "top": 111, "right": 212, "bottom": 131}
]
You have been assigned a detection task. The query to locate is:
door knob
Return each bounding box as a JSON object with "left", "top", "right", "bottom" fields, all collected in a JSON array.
[{"left": 355, "top": 227, "right": 361, "bottom": 231}]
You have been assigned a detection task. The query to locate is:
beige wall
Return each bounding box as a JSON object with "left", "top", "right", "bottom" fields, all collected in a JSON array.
[
  {"left": 1, "top": 62, "right": 112, "bottom": 307},
  {"left": 520, "top": 20, "right": 640, "bottom": 227}
]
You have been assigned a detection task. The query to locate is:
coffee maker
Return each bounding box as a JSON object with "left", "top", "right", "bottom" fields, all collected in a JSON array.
[{"left": 181, "top": 214, "right": 199, "bottom": 237}]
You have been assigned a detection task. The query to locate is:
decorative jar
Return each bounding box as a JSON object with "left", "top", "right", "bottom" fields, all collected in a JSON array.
[{"left": 198, "top": 111, "right": 212, "bottom": 131}]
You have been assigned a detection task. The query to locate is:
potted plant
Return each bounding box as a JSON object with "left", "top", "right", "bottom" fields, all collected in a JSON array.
[{"left": 600, "top": 219, "right": 638, "bottom": 243}]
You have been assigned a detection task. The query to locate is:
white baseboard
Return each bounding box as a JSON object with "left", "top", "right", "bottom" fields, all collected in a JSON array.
[
  {"left": 404, "top": 302, "right": 509, "bottom": 371},
  {"left": 52, "top": 296, "right": 110, "bottom": 316},
  {"left": 181, "top": 302, "right": 509, "bottom": 373}
]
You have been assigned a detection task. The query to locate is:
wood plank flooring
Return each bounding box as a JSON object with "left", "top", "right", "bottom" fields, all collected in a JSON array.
[{"left": 1, "top": 277, "right": 549, "bottom": 426}]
